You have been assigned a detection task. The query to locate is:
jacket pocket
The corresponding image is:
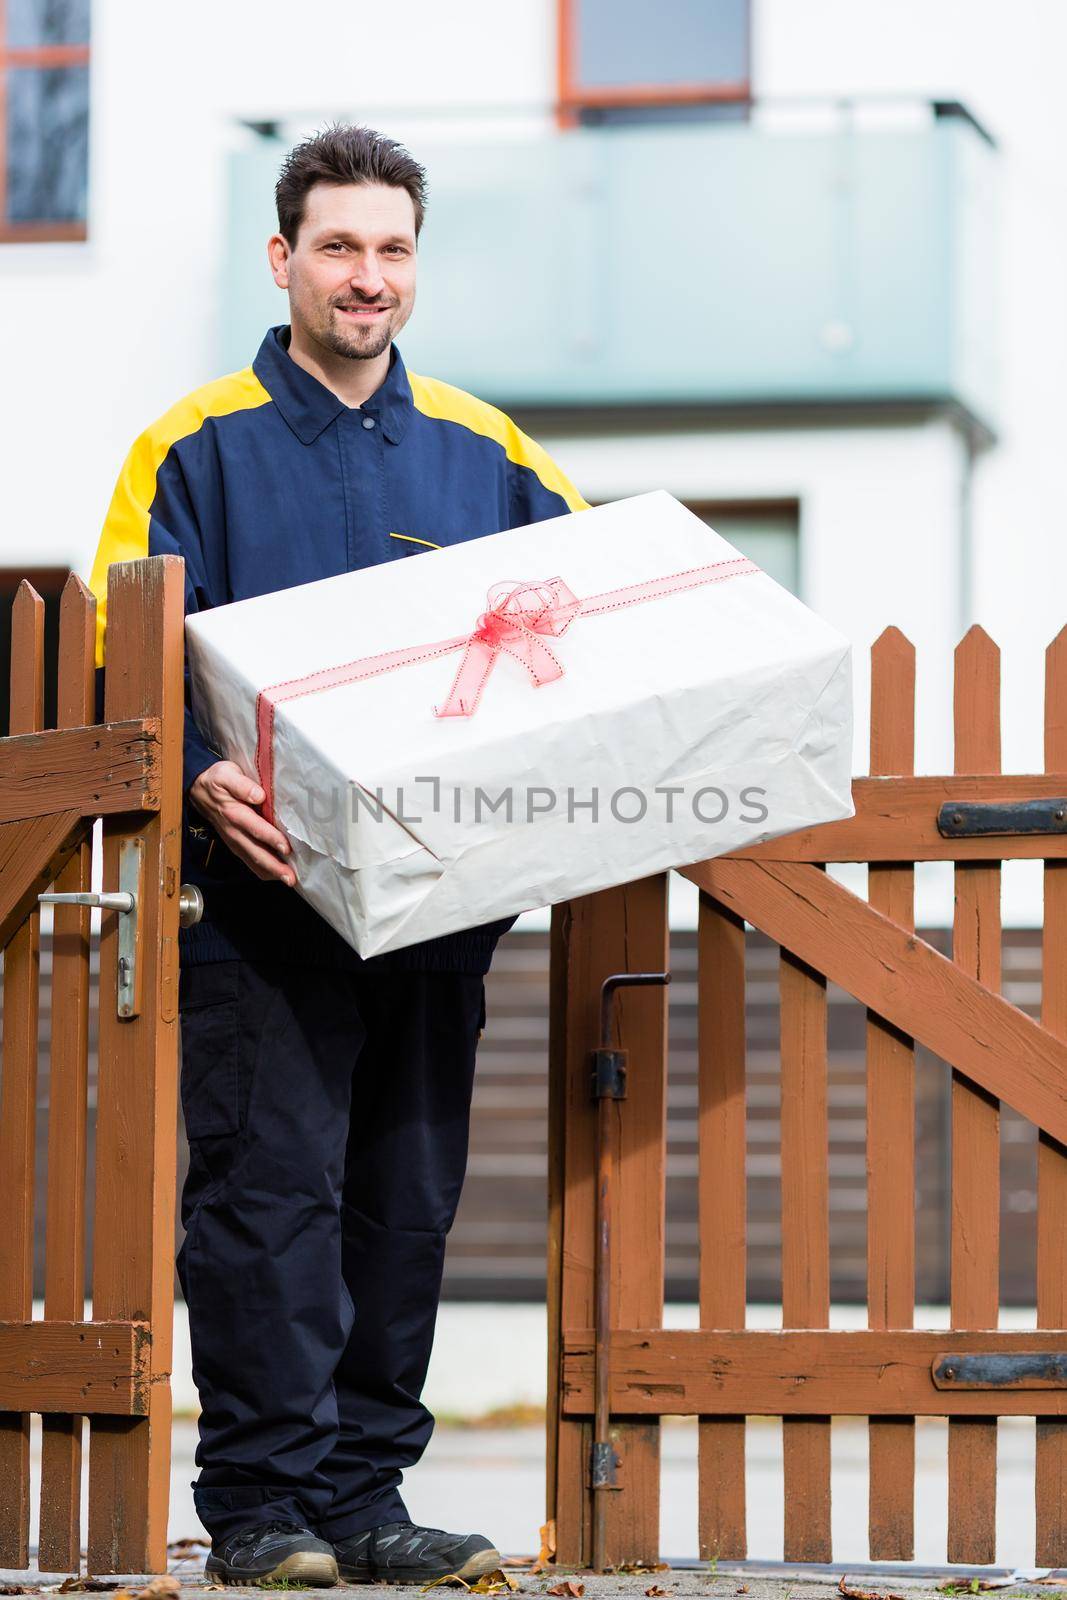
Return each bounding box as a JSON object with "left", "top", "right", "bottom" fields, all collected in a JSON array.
[{"left": 179, "top": 965, "right": 240, "bottom": 1139}]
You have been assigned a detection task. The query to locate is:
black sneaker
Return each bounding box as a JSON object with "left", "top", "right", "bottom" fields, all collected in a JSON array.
[
  {"left": 205, "top": 1520, "right": 339, "bottom": 1586},
  {"left": 333, "top": 1520, "right": 501, "bottom": 1585}
]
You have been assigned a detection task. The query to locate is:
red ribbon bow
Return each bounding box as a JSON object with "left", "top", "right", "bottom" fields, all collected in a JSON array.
[{"left": 440, "top": 576, "right": 582, "bottom": 717}]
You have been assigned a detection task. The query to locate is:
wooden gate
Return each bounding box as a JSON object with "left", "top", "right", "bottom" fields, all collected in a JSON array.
[
  {"left": 548, "top": 625, "right": 1067, "bottom": 1569},
  {"left": 0, "top": 556, "right": 183, "bottom": 1574}
]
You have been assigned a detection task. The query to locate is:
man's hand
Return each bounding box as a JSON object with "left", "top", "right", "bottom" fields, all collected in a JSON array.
[{"left": 189, "top": 760, "right": 296, "bottom": 887}]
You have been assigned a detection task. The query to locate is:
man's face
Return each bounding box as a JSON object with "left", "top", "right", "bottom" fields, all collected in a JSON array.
[{"left": 269, "top": 182, "right": 417, "bottom": 362}]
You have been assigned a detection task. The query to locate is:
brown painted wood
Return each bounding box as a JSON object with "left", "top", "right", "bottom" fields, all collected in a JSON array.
[
  {"left": 551, "top": 877, "right": 669, "bottom": 1567},
  {"left": 546, "top": 902, "right": 568, "bottom": 1548},
  {"left": 1038, "top": 627, "right": 1067, "bottom": 1564},
  {"left": 679, "top": 859, "right": 1067, "bottom": 1148},
  {"left": 561, "top": 1329, "right": 1067, "bottom": 1415},
  {"left": 727, "top": 773, "right": 1067, "bottom": 862},
  {"left": 0, "top": 717, "right": 161, "bottom": 823},
  {"left": 552, "top": 895, "right": 593, "bottom": 1567},
  {"left": 88, "top": 557, "right": 184, "bottom": 1574},
  {"left": 0, "top": 582, "right": 45, "bottom": 1567},
  {"left": 696, "top": 892, "right": 747, "bottom": 1560},
  {"left": 0, "top": 810, "right": 86, "bottom": 952},
  {"left": 39, "top": 577, "right": 97, "bottom": 1572},
  {"left": 866, "top": 628, "right": 917, "bottom": 1560},
  {"left": 0, "top": 1322, "right": 151, "bottom": 1414},
  {"left": 947, "top": 627, "right": 1001, "bottom": 1566},
  {"left": 780, "top": 938, "right": 831, "bottom": 1561}
]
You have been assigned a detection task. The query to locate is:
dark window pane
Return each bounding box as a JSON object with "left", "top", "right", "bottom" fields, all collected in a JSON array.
[
  {"left": 575, "top": 0, "right": 748, "bottom": 90},
  {"left": 7, "top": 0, "right": 91, "bottom": 48},
  {"left": 6, "top": 65, "right": 89, "bottom": 223},
  {"left": 578, "top": 102, "right": 749, "bottom": 127}
]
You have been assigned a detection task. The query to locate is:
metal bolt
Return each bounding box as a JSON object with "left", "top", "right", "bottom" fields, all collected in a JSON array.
[
  {"left": 1056, "top": 809, "right": 1065, "bottom": 822},
  {"left": 952, "top": 812, "right": 963, "bottom": 827},
  {"left": 943, "top": 1365, "right": 956, "bottom": 1380}
]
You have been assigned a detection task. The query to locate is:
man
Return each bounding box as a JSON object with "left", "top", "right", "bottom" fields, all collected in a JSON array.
[{"left": 88, "top": 125, "right": 586, "bottom": 1588}]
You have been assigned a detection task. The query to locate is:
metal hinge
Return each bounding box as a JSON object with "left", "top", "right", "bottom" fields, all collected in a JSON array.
[{"left": 933, "top": 1352, "right": 1067, "bottom": 1389}]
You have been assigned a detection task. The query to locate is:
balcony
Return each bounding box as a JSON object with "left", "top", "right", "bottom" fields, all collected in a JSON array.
[{"left": 221, "top": 100, "right": 998, "bottom": 435}]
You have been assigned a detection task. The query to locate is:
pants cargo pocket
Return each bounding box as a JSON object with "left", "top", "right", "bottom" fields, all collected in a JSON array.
[{"left": 179, "top": 963, "right": 241, "bottom": 1140}]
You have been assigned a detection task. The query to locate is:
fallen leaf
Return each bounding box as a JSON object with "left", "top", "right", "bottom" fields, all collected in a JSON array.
[
  {"left": 937, "top": 1586, "right": 1010, "bottom": 1597},
  {"left": 546, "top": 1585, "right": 584, "bottom": 1598},
  {"left": 421, "top": 1578, "right": 471, "bottom": 1593},
  {"left": 135, "top": 1582, "right": 180, "bottom": 1599},
  {"left": 839, "top": 1579, "right": 911, "bottom": 1600},
  {"left": 645, "top": 1587, "right": 670, "bottom": 1596},
  {"left": 469, "top": 1577, "right": 522, "bottom": 1597},
  {"left": 0, "top": 1588, "right": 40, "bottom": 1596},
  {"left": 58, "top": 1584, "right": 122, "bottom": 1595},
  {"left": 735, "top": 1588, "right": 749, "bottom": 1596}
]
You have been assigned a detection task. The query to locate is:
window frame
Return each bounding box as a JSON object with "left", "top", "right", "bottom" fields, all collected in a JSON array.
[
  {"left": 0, "top": 24, "right": 90, "bottom": 243},
  {"left": 556, "top": 0, "right": 751, "bottom": 127}
]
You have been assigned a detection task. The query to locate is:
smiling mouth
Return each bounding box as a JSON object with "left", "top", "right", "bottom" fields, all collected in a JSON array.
[{"left": 335, "top": 304, "right": 392, "bottom": 318}]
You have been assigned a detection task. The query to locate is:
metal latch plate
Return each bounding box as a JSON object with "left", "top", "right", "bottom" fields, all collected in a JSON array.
[
  {"left": 932, "top": 1352, "right": 1067, "bottom": 1389},
  {"left": 117, "top": 837, "right": 144, "bottom": 1020},
  {"left": 937, "top": 799, "right": 1067, "bottom": 838}
]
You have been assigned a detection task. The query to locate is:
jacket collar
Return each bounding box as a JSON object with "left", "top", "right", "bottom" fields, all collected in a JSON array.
[{"left": 252, "top": 324, "right": 413, "bottom": 446}]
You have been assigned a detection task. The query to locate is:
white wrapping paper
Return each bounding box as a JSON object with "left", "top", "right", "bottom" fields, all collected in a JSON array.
[{"left": 185, "top": 491, "right": 854, "bottom": 956}]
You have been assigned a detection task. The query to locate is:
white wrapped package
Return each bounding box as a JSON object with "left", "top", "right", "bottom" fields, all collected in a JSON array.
[{"left": 185, "top": 490, "right": 853, "bottom": 957}]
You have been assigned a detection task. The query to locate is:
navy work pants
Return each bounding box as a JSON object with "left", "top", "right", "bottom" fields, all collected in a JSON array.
[{"left": 175, "top": 960, "right": 485, "bottom": 1543}]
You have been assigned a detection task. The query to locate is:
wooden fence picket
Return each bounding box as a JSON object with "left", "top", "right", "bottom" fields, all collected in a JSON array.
[
  {"left": 1038, "top": 627, "right": 1067, "bottom": 1563},
  {"left": 696, "top": 891, "right": 747, "bottom": 1560},
  {"left": 38, "top": 577, "right": 96, "bottom": 1572},
  {"left": 866, "top": 628, "right": 917, "bottom": 1559},
  {"left": 0, "top": 583, "right": 45, "bottom": 1568},
  {"left": 947, "top": 628, "right": 1002, "bottom": 1564}
]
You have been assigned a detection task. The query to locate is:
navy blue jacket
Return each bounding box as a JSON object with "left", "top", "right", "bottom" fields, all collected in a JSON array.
[{"left": 89, "top": 326, "right": 587, "bottom": 972}]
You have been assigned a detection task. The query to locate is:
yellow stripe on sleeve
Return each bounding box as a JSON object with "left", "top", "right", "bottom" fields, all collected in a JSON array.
[
  {"left": 406, "top": 370, "right": 589, "bottom": 514},
  {"left": 88, "top": 366, "right": 271, "bottom": 665}
]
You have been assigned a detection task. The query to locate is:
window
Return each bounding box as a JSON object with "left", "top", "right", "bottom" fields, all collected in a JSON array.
[
  {"left": 1, "top": 0, "right": 90, "bottom": 243},
  {"left": 687, "top": 500, "right": 799, "bottom": 595},
  {"left": 558, "top": 0, "right": 750, "bottom": 127}
]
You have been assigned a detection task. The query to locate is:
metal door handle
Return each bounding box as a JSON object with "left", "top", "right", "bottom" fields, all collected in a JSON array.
[{"left": 39, "top": 890, "right": 134, "bottom": 913}]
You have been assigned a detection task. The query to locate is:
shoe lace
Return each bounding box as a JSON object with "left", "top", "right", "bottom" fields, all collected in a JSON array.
[{"left": 233, "top": 1521, "right": 309, "bottom": 1551}]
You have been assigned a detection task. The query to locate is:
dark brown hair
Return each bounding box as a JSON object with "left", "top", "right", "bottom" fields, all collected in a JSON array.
[{"left": 275, "top": 124, "right": 428, "bottom": 244}]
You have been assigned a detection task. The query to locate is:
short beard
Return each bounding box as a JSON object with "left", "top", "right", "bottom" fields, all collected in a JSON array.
[{"left": 319, "top": 312, "right": 396, "bottom": 363}]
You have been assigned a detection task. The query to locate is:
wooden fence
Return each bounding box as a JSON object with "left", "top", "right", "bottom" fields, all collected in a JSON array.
[
  {"left": 548, "top": 625, "right": 1067, "bottom": 1569},
  {"left": 0, "top": 556, "right": 183, "bottom": 1574}
]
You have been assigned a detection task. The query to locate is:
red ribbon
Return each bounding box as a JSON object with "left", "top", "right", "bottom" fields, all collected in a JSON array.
[{"left": 254, "top": 556, "right": 758, "bottom": 825}]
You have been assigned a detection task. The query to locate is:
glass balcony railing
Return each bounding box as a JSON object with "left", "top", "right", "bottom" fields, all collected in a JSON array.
[{"left": 221, "top": 100, "right": 998, "bottom": 434}]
